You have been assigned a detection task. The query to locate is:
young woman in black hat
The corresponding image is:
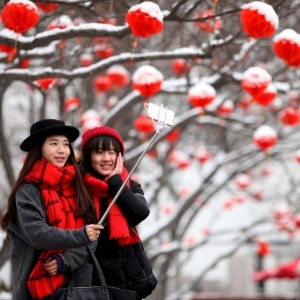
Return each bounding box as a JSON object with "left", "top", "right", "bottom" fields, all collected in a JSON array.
[
  {"left": 79, "top": 126, "right": 157, "bottom": 300},
  {"left": 1, "top": 119, "right": 103, "bottom": 300}
]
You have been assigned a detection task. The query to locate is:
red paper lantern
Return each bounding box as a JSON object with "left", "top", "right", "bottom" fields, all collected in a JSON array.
[
  {"left": 171, "top": 59, "right": 192, "bottom": 75},
  {"left": 195, "top": 146, "right": 212, "bottom": 164},
  {"left": 216, "top": 99, "right": 234, "bottom": 115},
  {"left": 238, "top": 94, "right": 253, "bottom": 110},
  {"left": 234, "top": 173, "right": 251, "bottom": 190},
  {"left": 165, "top": 128, "right": 181, "bottom": 142},
  {"left": 1, "top": 0, "right": 39, "bottom": 34},
  {"left": 106, "top": 65, "right": 130, "bottom": 87},
  {"left": 79, "top": 53, "right": 93, "bottom": 67},
  {"left": 253, "top": 83, "right": 277, "bottom": 106},
  {"left": 195, "top": 9, "right": 222, "bottom": 33},
  {"left": 168, "top": 149, "right": 190, "bottom": 169},
  {"left": 132, "top": 65, "right": 163, "bottom": 97},
  {"left": 188, "top": 82, "right": 216, "bottom": 108},
  {"left": 278, "top": 108, "right": 300, "bottom": 126},
  {"left": 253, "top": 125, "right": 277, "bottom": 150},
  {"left": 48, "top": 15, "right": 73, "bottom": 30},
  {"left": 20, "top": 59, "right": 30, "bottom": 68},
  {"left": 241, "top": 66, "right": 271, "bottom": 95},
  {"left": 94, "top": 43, "right": 114, "bottom": 59},
  {"left": 81, "top": 109, "right": 102, "bottom": 131},
  {"left": 64, "top": 97, "right": 81, "bottom": 112},
  {"left": 273, "top": 29, "right": 300, "bottom": 67},
  {"left": 35, "top": 78, "right": 55, "bottom": 91},
  {"left": 126, "top": 2, "right": 164, "bottom": 38},
  {"left": 36, "top": 3, "right": 58, "bottom": 12},
  {"left": 240, "top": 2, "right": 279, "bottom": 39},
  {"left": 134, "top": 115, "right": 155, "bottom": 134},
  {"left": 93, "top": 75, "right": 112, "bottom": 92}
]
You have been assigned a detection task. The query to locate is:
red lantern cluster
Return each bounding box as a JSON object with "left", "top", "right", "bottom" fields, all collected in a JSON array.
[
  {"left": 188, "top": 82, "right": 216, "bottom": 108},
  {"left": 126, "top": 2, "right": 164, "bottom": 38},
  {"left": 273, "top": 29, "right": 300, "bottom": 67},
  {"left": 106, "top": 65, "right": 130, "bottom": 88},
  {"left": 1, "top": 0, "right": 39, "bottom": 34},
  {"left": 93, "top": 75, "right": 112, "bottom": 93},
  {"left": 253, "top": 83, "right": 277, "bottom": 106},
  {"left": 278, "top": 108, "right": 300, "bottom": 126},
  {"left": 132, "top": 65, "right": 163, "bottom": 97},
  {"left": 134, "top": 115, "right": 155, "bottom": 134},
  {"left": 253, "top": 125, "right": 277, "bottom": 151},
  {"left": 64, "top": 97, "right": 81, "bottom": 112},
  {"left": 240, "top": 2, "right": 279, "bottom": 39},
  {"left": 195, "top": 9, "right": 222, "bottom": 33}
]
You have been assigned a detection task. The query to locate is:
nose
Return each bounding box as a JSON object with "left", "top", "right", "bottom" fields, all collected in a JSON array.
[
  {"left": 57, "top": 143, "right": 65, "bottom": 153},
  {"left": 102, "top": 151, "right": 110, "bottom": 159}
]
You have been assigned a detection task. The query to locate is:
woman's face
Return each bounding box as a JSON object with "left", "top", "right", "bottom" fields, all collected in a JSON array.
[
  {"left": 42, "top": 135, "right": 70, "bottom": 167},
  {"left": 90, "top": 142, "right": 117, "bottom": 177}
]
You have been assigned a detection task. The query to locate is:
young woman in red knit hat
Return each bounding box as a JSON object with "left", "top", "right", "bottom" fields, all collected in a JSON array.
[
  {"left": 1, "top": 119, "right": 103, "bottom": 300},
  {"left": 79, "top": 126, "right": 157, "bottom": 300}
]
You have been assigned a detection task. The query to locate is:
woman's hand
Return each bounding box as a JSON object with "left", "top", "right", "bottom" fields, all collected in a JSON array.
[
  {"left": 85, "top": 224, "right": 104, "bottom": 242},
  {"left": 109, "top": 153, "right": 123, "bottom": 178},
  {"left": 44, "top": 257, "right": 58, "bottom": 275}
]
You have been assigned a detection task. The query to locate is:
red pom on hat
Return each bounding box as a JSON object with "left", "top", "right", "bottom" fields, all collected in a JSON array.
[{"left": 81, "top": 126, "right": 124, "bottom": 154}]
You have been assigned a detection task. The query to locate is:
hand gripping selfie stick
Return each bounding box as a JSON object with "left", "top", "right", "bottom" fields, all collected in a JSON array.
[{"left": 98, "top": 103, "right": 175, "bottom": 226}]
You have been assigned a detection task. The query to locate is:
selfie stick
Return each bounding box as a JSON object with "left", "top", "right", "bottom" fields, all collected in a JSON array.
[{"left": 98, "top": 103, "right": 175, "bottom": 226}]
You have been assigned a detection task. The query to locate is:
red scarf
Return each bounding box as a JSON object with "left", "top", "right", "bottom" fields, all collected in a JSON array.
[
  {"left": 25, "top": 158, "right": 84, "bottom": 299},
  {"left": 83, "top": 169, "right": 140, "bottom": 246}
]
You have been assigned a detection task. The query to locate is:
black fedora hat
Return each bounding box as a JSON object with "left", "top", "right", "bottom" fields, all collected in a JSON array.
[{"left": 20, "top": 119, "right": 79, "bottom": 152}]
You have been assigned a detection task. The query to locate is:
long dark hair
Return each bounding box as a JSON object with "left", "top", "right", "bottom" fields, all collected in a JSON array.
[
  {"left": 79, "top": 135, "right": 122, "bottom": 177},
  {"left": 1, "top": 136, "right": 97, "bottom": 231}
]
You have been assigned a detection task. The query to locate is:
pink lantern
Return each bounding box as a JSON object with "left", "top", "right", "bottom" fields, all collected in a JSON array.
[
  {"left": 195, "top": 9, "right": 222, "bottom": 33},
  {"left": 106, "top": 65, "right": 130, "bottom": 87},
  {"left": 64, "top": 97, "right": 81, "bottom": 112},
  {"left": 241, "top": 66, "right": 272, "bottom": 95},
  {"left": 253, "top": 83, "right": 277, "bottom": 106},
  {"left": 253, "top": 125, "right": 277, "bottom": 151},
  {"left": 132, "top": 65, "right": 163, "bottom": 97},
  {"left": 216, "top": 99, "right": 234, "bottom": 115},
  {"left": 80, "top": 109, "right": 101, "bottom": 131},
  {"left": 126, "top": 2, "right": 164, "bottom": 38},
  {"left": 188, "top": 82, "right": 216, "bottom": 108},
  {"left": 1, "top": 0, "right": 39, "bottom": 34},
  {"left": 273, "top": 29, "right": 300, "bottom": 67},
  {"left": 240, "top": 2, "right": 279, "bottom": 39},
  {"left": 278, "top": 108, "right": 300, "bottom": 126},
  {"left": 234, "top": 173, "right": 251, "bottom": 190}
]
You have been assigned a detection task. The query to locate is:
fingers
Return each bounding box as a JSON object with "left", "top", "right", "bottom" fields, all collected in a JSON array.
[
  {"left": 86, "top": 224, "right": 104, "bottom": 241},
  {"left": 44, "top": 258, "right": 58, "bottom": 275}
]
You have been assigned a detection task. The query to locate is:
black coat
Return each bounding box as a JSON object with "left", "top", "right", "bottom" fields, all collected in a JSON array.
[{"left": 92, "top": 175, "right": 157, "bottom": 299}]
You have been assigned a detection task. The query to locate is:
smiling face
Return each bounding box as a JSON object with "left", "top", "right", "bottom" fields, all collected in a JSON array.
[
  {"left": 90, "top": 141, "right": 117, "bottom": 177},
  {"left": 41, "top": 135, "right": 71, "bottom": 167}
]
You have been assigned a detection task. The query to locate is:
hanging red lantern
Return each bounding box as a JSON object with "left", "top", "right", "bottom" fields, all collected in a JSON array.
[
  {"left": 34, "top": 78, "right": 55, "bottom": 91},
  {"left": 134, "top": 114, "right": 155, "bottom": 134},
  {"left": 94, "top": 43, "right": 114, "bottom": 59},
  {"left": 132, "top": 65, "right": 163, "bottom": 97},
  {"left": 48, "top": 15, "right": 73, "bottom": 30},
  {"left": 20, "top": 59, "right": 30, "bottom": 68},
  {"left": 216, "top": 99, "right": 234, "bottom": 116},
  {"left": 81, "top": 109, "right": 102, "bottom": 132},
  {"left": 64, "top": 97, "right": 81, "bottom": 112},
  {"left": 253, "top": 83, "right": 277, "bottom": 106},
  {"left": 234, "top": 173, "right": 251, "bottom": 190},
  {"left": 273, "top": 29, "right": 300, "bottom": 67},
  {"left": 79, "top": 53, "right": 93, "bottom": 67},
  {"left": 278, "top": 107, "right": 300, "bottom": 126},
  {"left": 171, "top": 59, "right": 192, "bottom": 76},
  {"left": 188, "top": 82, "right": 216, "bottom": 108},
  {"left": 1, "top": 0, "right": 39, "bottom": 34},
  {"left": 168, "top": 149, "right": 190, "bottom": 169},
  {"left": 195, "top": 9, "right": 222, "bottom": 33},
  {"left": 93, "top": 75, "right": 112, "bottom": 92},
  {"left": 195, "top": 146, "right": 212, "bottom": 164},
  {"left": 36, "top": 2, "right": 58, "bottom": 12},
  {"left": 165, "top": 128, "right": 181, "bottom": 142},
  {"left": 238, "top": 94, "right": 253, "bottom": 111},
  {"left": 106, "top": 65, "right": 130, "bottom": 88},
  {"left": 241, "top": 66, "right": 272, "bottom": 95},
  {"left": 253, "top": 125, "right": 277, "bottom": 151},
  {"left": 126, "top": 2, "right": 164, "bottom": 38},
  {"left": 256, "top": 238, "right": 271, "bottom": 257},
  {"left": 240, "top": 2, "right": 279, "bottom": 39}
]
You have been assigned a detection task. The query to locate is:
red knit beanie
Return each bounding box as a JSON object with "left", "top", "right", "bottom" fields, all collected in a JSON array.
[{"left": 81, "top": 126, "right": 125, "bottom": 154}]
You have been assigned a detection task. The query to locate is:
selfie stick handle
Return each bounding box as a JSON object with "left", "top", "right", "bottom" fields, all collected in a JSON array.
[{"left": 98, "top": 129, "right": 160, "bottom": 226}]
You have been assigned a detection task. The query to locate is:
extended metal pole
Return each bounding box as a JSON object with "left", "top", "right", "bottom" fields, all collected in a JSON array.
[{"left": 98, "top": 130, "right": 159, "bottom": 225}]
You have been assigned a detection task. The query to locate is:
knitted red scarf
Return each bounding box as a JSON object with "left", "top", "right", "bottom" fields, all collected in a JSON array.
[
  {"left": 25, "top": 158, "right": 84, "bottom": 299},
  {"left": 83, "top": 169, "right": 140, "bottom": 246}
]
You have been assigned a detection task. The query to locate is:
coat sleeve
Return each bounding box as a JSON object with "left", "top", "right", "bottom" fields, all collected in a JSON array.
[
  {"left": 107, "top": 175, "right": 150, "bottom": 226},
  {"left": 15, "top": 184, "right": 91, "bottom": 251}
]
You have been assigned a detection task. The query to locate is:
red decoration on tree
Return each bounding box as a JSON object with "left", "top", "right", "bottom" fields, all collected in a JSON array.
[
  {"left": 126, "top": 2, "right": 164, "bottom": 38},
  {"left": 106, "top": 65, "right": 130, "bottom": 88},
  {"left": 35, "top": 78, "right": 55, "bottom": 91},
  {"left": 171, "top": 59, "right": 192, "bottom": 76},
  {"left": 36, "top": 2, "right": 58, "bottom": 12},
  {"left": 195, "top": 146, "right": 212, "bottom": 164},
  {"left": 238, "top": 94, "right": 253, "bottom": 111},
  {"left": 234, "top": 173, "right": 251, "bottom": 190},
  {"left": 134, "top": 115, "right": 155, "bottom": 134},
  {"left": 278, "top": 108, "right": 300, "bottom": 126},
  {"left": 169, "top": 149, "right": 190, "bottom": 169},
  {"left": 195, "top": 9, "right": 222, "bottom": 33},
  {"left": 216, "top": 99, "right": 234, "bottom": 115},
  {"left": 79, "top": 53, "right": 93, "bottom": 67},
  {"left": 253, "top": 83, "right": 277, "bottom": 106},
  {"left": 241, "top": 66, "right": 272, "bottom": 95},
  {"left": 1, "top": 0, "right": 39, "bottom": 34},
  {"left": 256, "top": 238, "right": 271, "bottom": 257},
  {"left": 240, "top": 2, "right": 279, "bottom": 39},
  {"left": 132, "top": 65, "right": 163, "bottom": 97},
  {"left": 188, "top": 82, "right": 216, "bottom": 108},
  {"left": 253, "top": 125, "right": 277, "bottom": 151},
  {"left": 81, "top": 109, "right": 102, "bottom": 131},
  {"left": 165, "top": 128, "right": 181, "bottom": 142},
  {"left": 273, "top": 29, "right": 300, "bottom": 67},
  {"left": 93, "top": 75, "right": 112, "bottom": 92},
  {"left": 64, "top": 97, "right": 81, "bottom": 112},
  {"left": 48, "top": 15, "right": 73, "bottom": 30},
  {"left": 94, "top": 43, "right": 114, "bottom": 59}
]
